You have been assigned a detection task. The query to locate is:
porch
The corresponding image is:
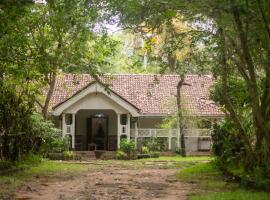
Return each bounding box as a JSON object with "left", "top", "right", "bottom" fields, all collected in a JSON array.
[
  {"left": 61, "top": 110, "right": 131, "bottom": 151},
  {"left": 130, "top": 128, "right": 212, "bottom": 152},
  {"left": 61, "top": 110, "right": 212, "bottom": 152}
]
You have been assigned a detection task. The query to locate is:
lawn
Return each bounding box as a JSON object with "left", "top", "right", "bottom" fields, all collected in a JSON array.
[
  {"left": 177, "top": 162, "right": 270, "bottom": 200},
  {"left": 140, "top": 156, "right": 212, "bottom": 162}
]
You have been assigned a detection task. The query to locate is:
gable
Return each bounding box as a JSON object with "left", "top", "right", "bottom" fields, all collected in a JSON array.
[{"left": 52, "top": 82, "right": 140, "bottom": 116}]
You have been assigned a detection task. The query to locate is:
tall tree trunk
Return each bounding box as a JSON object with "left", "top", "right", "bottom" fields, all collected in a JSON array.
[
  {"left": 231, "top": 1, "right": 270, "bottom": 146},
  {"left": 177, "top": 79, "right": 186, "bottom": 157},
  {"left": 219, "top": 26, "right": 253, "bottom": 170},
  {"left": 42, "top": 71, "right": 56, "bottom": 120}
]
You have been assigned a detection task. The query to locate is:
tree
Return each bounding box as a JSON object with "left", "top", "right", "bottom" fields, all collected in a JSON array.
[
  {"left": 0, "top": 0, "right": 116, "bottom": 160},
  {"left": 1, "top": 0, "right": 118, "bottom": 119},
  {"left": 106, "top": 0, "right": 270, "bottom": 173},
  {"left": 104, "top": 0, "right": 213, "bottom": 156},
  {"left": 30, "top": 1, "right": 118, "bottom": 119}
]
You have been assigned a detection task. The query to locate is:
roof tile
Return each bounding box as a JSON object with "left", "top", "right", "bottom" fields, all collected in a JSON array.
[{"left": 49, "top": 74, "right": 223, "bottom": 116}]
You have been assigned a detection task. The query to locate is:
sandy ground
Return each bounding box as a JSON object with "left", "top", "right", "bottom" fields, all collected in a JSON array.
[{"left": 14, "top": 162, "right": 197, "bottom": 200}]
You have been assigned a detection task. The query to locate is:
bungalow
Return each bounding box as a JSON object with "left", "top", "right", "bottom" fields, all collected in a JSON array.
[{"left": 49, "top": 74, "right": 224, "bottom": 154}]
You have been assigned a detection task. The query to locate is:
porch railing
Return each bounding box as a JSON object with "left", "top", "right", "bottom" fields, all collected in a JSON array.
[{"left": 130, "top": 128, "right": 211, "bottom": 138}]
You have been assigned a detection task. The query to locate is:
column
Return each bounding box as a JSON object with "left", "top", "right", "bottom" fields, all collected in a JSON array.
[
  {"left": 176, "top": 122, "right": 180, "bottom": 149},
  {"left": 71, "top": 113, "right": 75, "bottom": 149},
  {"left": 134, "top": 121, "right": 138, "bottom": 147},
  {"left": 127, "top": 114, "right": 130, "bottom": 140},
  {"left": 117, "top": 113, "right": 121, "bottom": 149},
  {"left": 62, "top": 113, "right": 66, "bottom": 137},
  {"left": 168, "top": 129, "right": 172, "bottom": 150}
]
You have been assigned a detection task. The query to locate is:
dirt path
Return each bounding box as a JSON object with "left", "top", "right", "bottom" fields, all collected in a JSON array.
[{"left": 15, "top": 162, "right": 196, "bottom": 200}]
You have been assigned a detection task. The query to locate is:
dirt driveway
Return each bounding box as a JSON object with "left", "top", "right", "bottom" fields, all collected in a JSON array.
[{"left": 15, "top": 161, "right": 197, "bottom": 200}]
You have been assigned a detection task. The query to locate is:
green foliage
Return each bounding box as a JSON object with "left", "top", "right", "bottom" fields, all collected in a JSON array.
[
  {"left": 190, "top": 190, "right": 270, "bottom": 200},
  {"left": 143, "top": 138, "right": 161, "bottom": 152},
  {"left": 0, "top": 101, "right": 67, "bottom": 161},
  {"left": 211, "top": 118, "right": 270, "bottom": 190},
  {"left": 116, "top": 150, "right": 128, "bottom": 160},
  {"left": 106, "top": 0, "right": 270, "bottom": 190},
  {"left": 119, "top": 139, "right": 136, "bottom": 160},
  {"left": 178, "top": 162, "right": 237, "bottom": 191},
  {"left": 0, "top": 82, "right": 36, "bottom": 161},
  {"left": 150, "top": 151, "right": 160, "bottom": 158},
  {"left": 30, "top": 113, "right": 69, "bottom": 155},
  {"left": 141, "top": 146, "right": 149, "bottom": 154},
  {"left": 211, "top": 120, "right": 245, "bottom": 171}
]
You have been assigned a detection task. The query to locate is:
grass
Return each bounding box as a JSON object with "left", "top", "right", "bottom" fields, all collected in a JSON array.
[
  {"left": 112, "top": 156, "right": 212, "bottom": 170},
  {"left": 177, "top": 162, "right": 270, "bottom": 199},
  {"left": 189, "top": 190, "right": 270, "bottom": 200},
  {"left": 140, "top": 156, "right": 212, "bottom": 162}
]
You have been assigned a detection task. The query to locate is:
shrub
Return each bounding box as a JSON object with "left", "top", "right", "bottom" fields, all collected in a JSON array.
[
  {"left": 63, "top": 151, "right": 76, "bottom": 160},
  {"left": 119, "top": 139, "right": 136, "bottom": 160},
  {"left": 211, "top": 120, "right": 245, "bottom": 172},
  {"left": 31, "top": 113, "right": 69, "bottom": 155},
  {"left": 144, "top": 138, "right": 162, "bottom": 152},
  {"left": 150, "top": 151, "right": 160, "bottom": 158},
  {"left": 0, "top": 160, "right": 13, "bottom": 171},
  {"left": 116, "top": 150, "right": 128, "bottom": 160},
  {"left": 142, "top": 146, "right": 150, "bottom": 154}
]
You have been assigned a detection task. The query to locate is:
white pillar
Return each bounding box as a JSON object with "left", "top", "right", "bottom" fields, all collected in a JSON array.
[
  {"left": 168, "top": 129, "right": 172, "bottom": 150},
  {"left": 134, "top": 121, "right": 138, "bottom": 147},
  {"left": 62, "top": 113, "right": 66, "bottom": 137},
  {"left": 71, "top": 113, "right": 75, "bottom": 149},
  {"left": 127, "top": 114, "right": 130, "bottom": 140},
  {"left": 117, "top": 113, "right": 121, "bottom": 149},
  {"left": 176, "top": 122, "right": 180, "bottom": 149}
]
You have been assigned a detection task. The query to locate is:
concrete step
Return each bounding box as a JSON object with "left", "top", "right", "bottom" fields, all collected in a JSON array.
[
  {"left": 187, "top": 151, "right": 211, "bottom": 156},
  {"left": 75, "top": 151, "right": 96, "bottom": 160},
  {"left": 160, "top": 151, "right": 177, "bottom": 157}
]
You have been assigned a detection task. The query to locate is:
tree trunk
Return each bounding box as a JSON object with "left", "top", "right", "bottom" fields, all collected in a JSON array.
[
  {"left": 42, "top": 71, "right": 57, "bottom": 120},
  {"left": 177, "top": 79, "right": 186, "bottom": 157},
  {"left": 231, "top": 2, "right": 270, "bottom": 146},
  {"left": 219, "top": 26, "right": 253, "bottom": 170}
]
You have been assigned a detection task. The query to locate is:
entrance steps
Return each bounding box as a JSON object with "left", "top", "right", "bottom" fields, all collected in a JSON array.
[
  {"left": 74, "top": 151, "right": 117, "bottom": 160},
  {"left": 187, "top": 151, "right": 211, "bottom": 156},
  {"left": 75, "top": 151, "right": 96, "bottom": 161},
  {"left": 95, "top": 150, "right": 117, "bottom": 159}
]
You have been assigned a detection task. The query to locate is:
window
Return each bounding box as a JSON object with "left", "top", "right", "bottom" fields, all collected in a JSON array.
[
  {"left": 120, "top": 114, "right": 127, "bottom": 125},
  {"left": 65, "top": 114, "right": 72, "bottom": 125}
]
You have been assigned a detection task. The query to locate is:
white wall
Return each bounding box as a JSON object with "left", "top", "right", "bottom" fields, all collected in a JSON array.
[{"left": 64, "top": 93, "right": 128, "bottom": 114}]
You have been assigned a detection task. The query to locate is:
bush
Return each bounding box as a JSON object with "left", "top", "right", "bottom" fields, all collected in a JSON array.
[
  {"left": 116, "top": 150, "right": 128, "bottom": 160},
  {"left": 211, "top": 120, "right": 245, "bottom": 172},
  {"left": 119, "top": 139, "right": 136, "bottom": 160},
  {"left": 150, "top": 151, "right": 160, "bottom": 158},
  {"left": 142, "top": 146, "right": 150, "bottom": 154},
  {"left": 211, "top": 119, "right": 270, "bottom": 190},
  {"left": 143, "top": 138, "right": 162, "bottom": 152},
  {"left": 31, "top": 113, "right": 69, "bottom": 155},
  {"left": 0, "top": 160, "right": 13, "bottom": 171}
]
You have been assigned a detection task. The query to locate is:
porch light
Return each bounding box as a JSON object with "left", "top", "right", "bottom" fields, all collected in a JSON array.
[{"left": 93, "top": 113, "right": 106, "bottom": 118}]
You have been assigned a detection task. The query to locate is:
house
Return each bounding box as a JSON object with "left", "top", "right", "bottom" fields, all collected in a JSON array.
[{"left": 49, "top": 74, "right": 224, "bottom": 154}]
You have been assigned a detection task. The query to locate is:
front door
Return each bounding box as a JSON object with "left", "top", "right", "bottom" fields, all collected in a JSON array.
[{"left": 87, "top": 115, "right": 108, "bottom": 150}]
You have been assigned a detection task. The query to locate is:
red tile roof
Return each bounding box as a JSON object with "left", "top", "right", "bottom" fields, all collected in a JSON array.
[{"left": 50, "top": 74, "right": 224, "bottom": 116}]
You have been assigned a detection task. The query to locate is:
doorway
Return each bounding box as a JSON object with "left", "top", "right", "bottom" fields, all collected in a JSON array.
[{"left": 87, "top": 114, "right": 108, "bottom": 150}]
